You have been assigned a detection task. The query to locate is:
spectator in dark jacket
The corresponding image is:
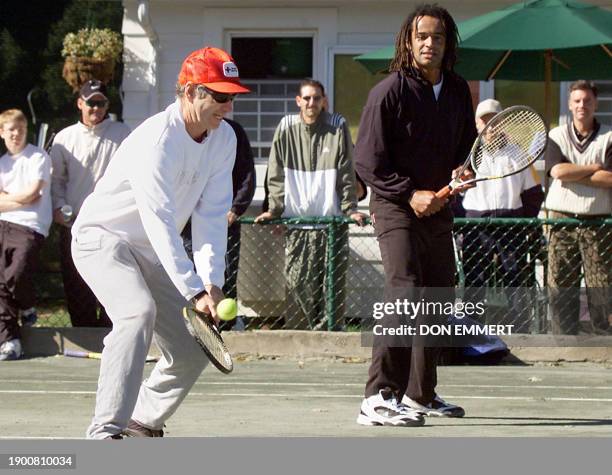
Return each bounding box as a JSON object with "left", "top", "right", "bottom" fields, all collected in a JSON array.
[
  {"left": 354, "top": 4, "right": 476, "bottom": 427},
  {"left": 183, "top": 118, "right": 255, "bottom": 330}
]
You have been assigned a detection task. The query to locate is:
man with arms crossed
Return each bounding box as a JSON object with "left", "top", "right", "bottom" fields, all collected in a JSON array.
[
  {"left": 545, "top": 80, "right": 612, "bottom": 335},
  {"left": 0, "top": 109, "right": 52, "bottom": 361},
  {"left": 71, "top": 47, "right": 249, "bottom": 438},
  {"left": 354, "top": 4, "right": 476, "bottom": 426}
]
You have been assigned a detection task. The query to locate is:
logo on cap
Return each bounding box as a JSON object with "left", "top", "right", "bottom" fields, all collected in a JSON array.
[
  {"left": 177, "top": 47, "right": 250, "bottom": 94},
  {"left": 223, "top": 62, "right": 239, "bottom": 78}
]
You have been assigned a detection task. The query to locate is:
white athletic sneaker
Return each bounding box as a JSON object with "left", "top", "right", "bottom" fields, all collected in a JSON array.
[
  {"left": 0, "top": 339, "right": 23, "bottom": 361},
  {"left": 357, "top": 391, "right": 425, "bottom": 427},
  {"left": 402, "top": 394, "right": 465, "bottom": 418}
]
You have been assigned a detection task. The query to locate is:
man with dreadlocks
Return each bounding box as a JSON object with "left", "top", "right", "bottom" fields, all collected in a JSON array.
[{"left": 354, "top": 4, "right": 477, "bottom": 426}]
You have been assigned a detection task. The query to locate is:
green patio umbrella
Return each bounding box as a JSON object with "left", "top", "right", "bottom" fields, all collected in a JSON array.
[
  {"left": 355, "top": 0, "right": 612, "bottom": 123},
  {"left": 355, "top": 46, "right": 395, "bottom": 74}
]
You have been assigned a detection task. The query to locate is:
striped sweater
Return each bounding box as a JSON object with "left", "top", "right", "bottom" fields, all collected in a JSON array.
[{"left": 545, "top": 122, "right": 612, "bottom": 215}]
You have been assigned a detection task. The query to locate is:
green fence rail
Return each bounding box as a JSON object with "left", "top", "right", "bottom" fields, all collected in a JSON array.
[{"left": 33, "top": 217, "right": 611, "bottom": 334}]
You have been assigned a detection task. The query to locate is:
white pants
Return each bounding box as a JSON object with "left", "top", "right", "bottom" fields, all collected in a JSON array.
[{"left": 72, "top": 230, "right": 208, "bottom": 439}]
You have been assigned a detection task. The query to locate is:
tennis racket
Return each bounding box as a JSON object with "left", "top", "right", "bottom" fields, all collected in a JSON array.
[
  {"left": 436, "top": 105, "right": 548, "bottom": 199},
  {"left": 183, "top": 306, "right": 233, "bottom": 374}
]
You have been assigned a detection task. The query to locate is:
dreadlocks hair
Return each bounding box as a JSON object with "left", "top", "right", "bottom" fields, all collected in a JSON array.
[{"left": 389, "top": 3, "right": 460, "bottom": 73}]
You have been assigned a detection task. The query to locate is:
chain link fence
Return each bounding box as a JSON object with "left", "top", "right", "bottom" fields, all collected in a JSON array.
[
  {"left": 455, "top": 217, "right": 610, "bottom": 335},
  {"left": 34, "top": 217, "right": 611, "bottom": 334}
]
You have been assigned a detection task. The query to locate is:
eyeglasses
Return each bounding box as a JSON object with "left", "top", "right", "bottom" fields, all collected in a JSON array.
[
  {"left": 84, "top": 99, "right": 109, "bottom": 108},
  {"left": 197, "top": 86, "right": 236, "bottom": 104},
  {"left": 301, "top": 95, "right": 323, "bottom": 103}
]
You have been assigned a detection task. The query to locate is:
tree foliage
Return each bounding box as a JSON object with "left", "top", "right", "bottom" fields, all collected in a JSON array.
[
  {"left": 0, "top": 1, "right": 123, "bottom": 140},
  {"left": 41, "top": 0, "right": 124, "bottom": 134},
  {"left": 0, "top": 29, "right": 27, "bottom": 110}
]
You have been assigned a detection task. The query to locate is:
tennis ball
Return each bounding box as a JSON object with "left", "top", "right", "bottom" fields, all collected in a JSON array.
[{"left": 217, "top": 298, "right": 238, "bottom": 321}]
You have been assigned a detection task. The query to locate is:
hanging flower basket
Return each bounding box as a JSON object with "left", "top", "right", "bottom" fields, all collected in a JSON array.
[
  {"left": 61, "top": 28, "right": 123, "bottom": 92},
  {"left": 62, "top": 56, "right": 115, "bottom": 92}
]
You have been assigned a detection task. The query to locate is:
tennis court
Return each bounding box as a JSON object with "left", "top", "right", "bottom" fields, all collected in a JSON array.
[{"left": 1, "top": 356, "right": 611, "bottom": 438}]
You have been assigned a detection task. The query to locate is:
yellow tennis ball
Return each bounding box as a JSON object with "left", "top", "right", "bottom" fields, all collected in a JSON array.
[{"left": 217, "top": 298, "right": 238, "bottom": 321}]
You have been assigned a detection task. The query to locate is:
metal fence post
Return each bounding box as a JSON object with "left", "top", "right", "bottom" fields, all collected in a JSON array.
[{"left": 324, "top": 218, "right": 338, "bottom": 330}]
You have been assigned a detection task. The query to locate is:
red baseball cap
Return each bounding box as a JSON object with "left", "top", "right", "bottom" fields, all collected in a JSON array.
[{"left": 178, "top": 47, "right": 250, "bottom": 94}]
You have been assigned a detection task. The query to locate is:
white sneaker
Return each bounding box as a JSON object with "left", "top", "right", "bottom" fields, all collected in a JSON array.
[
  {"left": 357, "top": 391, "right": 425, "bottom": 427},
  {"left": 402, "top": 394, "right": 465, "bottom": 418},
  {"left": 0, "top": 339, "right": 23, "bottom": 361}
]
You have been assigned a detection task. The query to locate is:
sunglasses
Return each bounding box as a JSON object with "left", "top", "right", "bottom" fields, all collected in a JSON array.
[
  {"left": 84, "top": 99, "right": 109, "bottom": 108},
  {"left": 301, "top": 95, "right": 323, "bottom": 103},
  {"left": 197, "top": 86, "right": 236, "bottom": 104}
]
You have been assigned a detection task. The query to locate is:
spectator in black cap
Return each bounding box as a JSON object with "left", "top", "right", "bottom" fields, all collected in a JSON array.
[{"left": 50, "top": 79, "right": 131, "bottom": 327}]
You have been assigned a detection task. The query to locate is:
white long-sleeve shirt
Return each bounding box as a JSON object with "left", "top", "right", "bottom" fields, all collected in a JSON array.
[
  {"left": 51, "top": 118, "right": 131, "bottom": 214},
  {"left": 72, "top": 100, "right": 236, "bottom": 300}
]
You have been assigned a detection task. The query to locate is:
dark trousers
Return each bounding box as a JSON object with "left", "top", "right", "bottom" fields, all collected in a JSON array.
[
  {"left": 183, "top": 221, "right": 241, "bottom": 300},
  {"left": 59, "top": 226, "right": 110, "bottom": 327},
  {"left": 284, "top": 225, "right": 349, "bottom": 329},
  {"left": 364, "top": 196, "right": 455, "bottom": 404},
  {"left": 223, "top": 223, "right": 241, "bottom": 299},
  {"left": 462, "top": 225, "right": 534, "bottom": 332},
  {"left": 0, "top": 221, "right": 44, "bottom": 344}
]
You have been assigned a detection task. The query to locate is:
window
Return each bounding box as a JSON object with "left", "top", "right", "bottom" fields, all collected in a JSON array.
[
  {"left": 233, "top": 80, "right": 301, "bottom": 162},
  {"left": 332, "top": 53, "right": 386, "bottom": 141},
  {"left": 231, "top": 37, "right": 313, "bottom": 162}
]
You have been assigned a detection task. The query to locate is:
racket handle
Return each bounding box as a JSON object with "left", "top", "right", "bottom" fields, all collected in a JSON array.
[
  {"left": 63, "top": 349, "right": 101, "bottom": 359},
  {"left": 435, "top": 186, "right": 452, "bottom": 199},
  {"left": 63, "top": 349, "right": 156, "bottom": 362}
]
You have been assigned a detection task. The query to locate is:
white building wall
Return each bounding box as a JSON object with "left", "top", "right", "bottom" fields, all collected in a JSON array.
[
  {"left": 125, "top": 0, "right": 601, "bottom": 123},
  {"left": 123, "top": 1, "right": 564, "bottom": 127},
  {"left": 120, "top": 0, "right": 611, "bottom": 321},
  {"left": 122, "top": 1, "right": 412, "bottom": 127}
]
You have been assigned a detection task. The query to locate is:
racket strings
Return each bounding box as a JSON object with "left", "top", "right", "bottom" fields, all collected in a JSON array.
[
  {"left": 473, "top": 108, "right": 547, "bottom": 177},
  {"left": 186, "top": 310, "right": 232, "bottom": 370},
  {"left": 192, "top": 316, "right": 226, "bottom": 358}
]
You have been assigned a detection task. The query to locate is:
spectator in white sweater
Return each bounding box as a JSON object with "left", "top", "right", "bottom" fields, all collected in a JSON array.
[{"left": 50, "top": 79, "right": 130, "bottom": 327}]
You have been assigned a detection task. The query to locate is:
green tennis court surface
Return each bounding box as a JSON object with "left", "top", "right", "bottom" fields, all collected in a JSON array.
[{"left": 1, "top": 357, "right": 611, "bottom": 438}]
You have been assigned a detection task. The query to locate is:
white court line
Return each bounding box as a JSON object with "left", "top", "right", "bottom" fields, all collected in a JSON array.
[
  {"left": 445, "top": 384, "right": 612, "bottom": 390},
  {"left": 1, "top": 390, "right": 95, "bottom": 395},
  {"left": 0, "top": 436, "right": 83, "bottom": 440},
  {"left": 1, "top": 380, "right": 612, "bottom": 390},
  {"left": 2, "top": 389, "right": 612, "bottom": 402}
]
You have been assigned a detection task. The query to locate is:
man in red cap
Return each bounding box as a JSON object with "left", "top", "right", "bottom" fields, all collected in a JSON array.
[{"left": 71, "top": 47, "right": 250, "bottom": 439}]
